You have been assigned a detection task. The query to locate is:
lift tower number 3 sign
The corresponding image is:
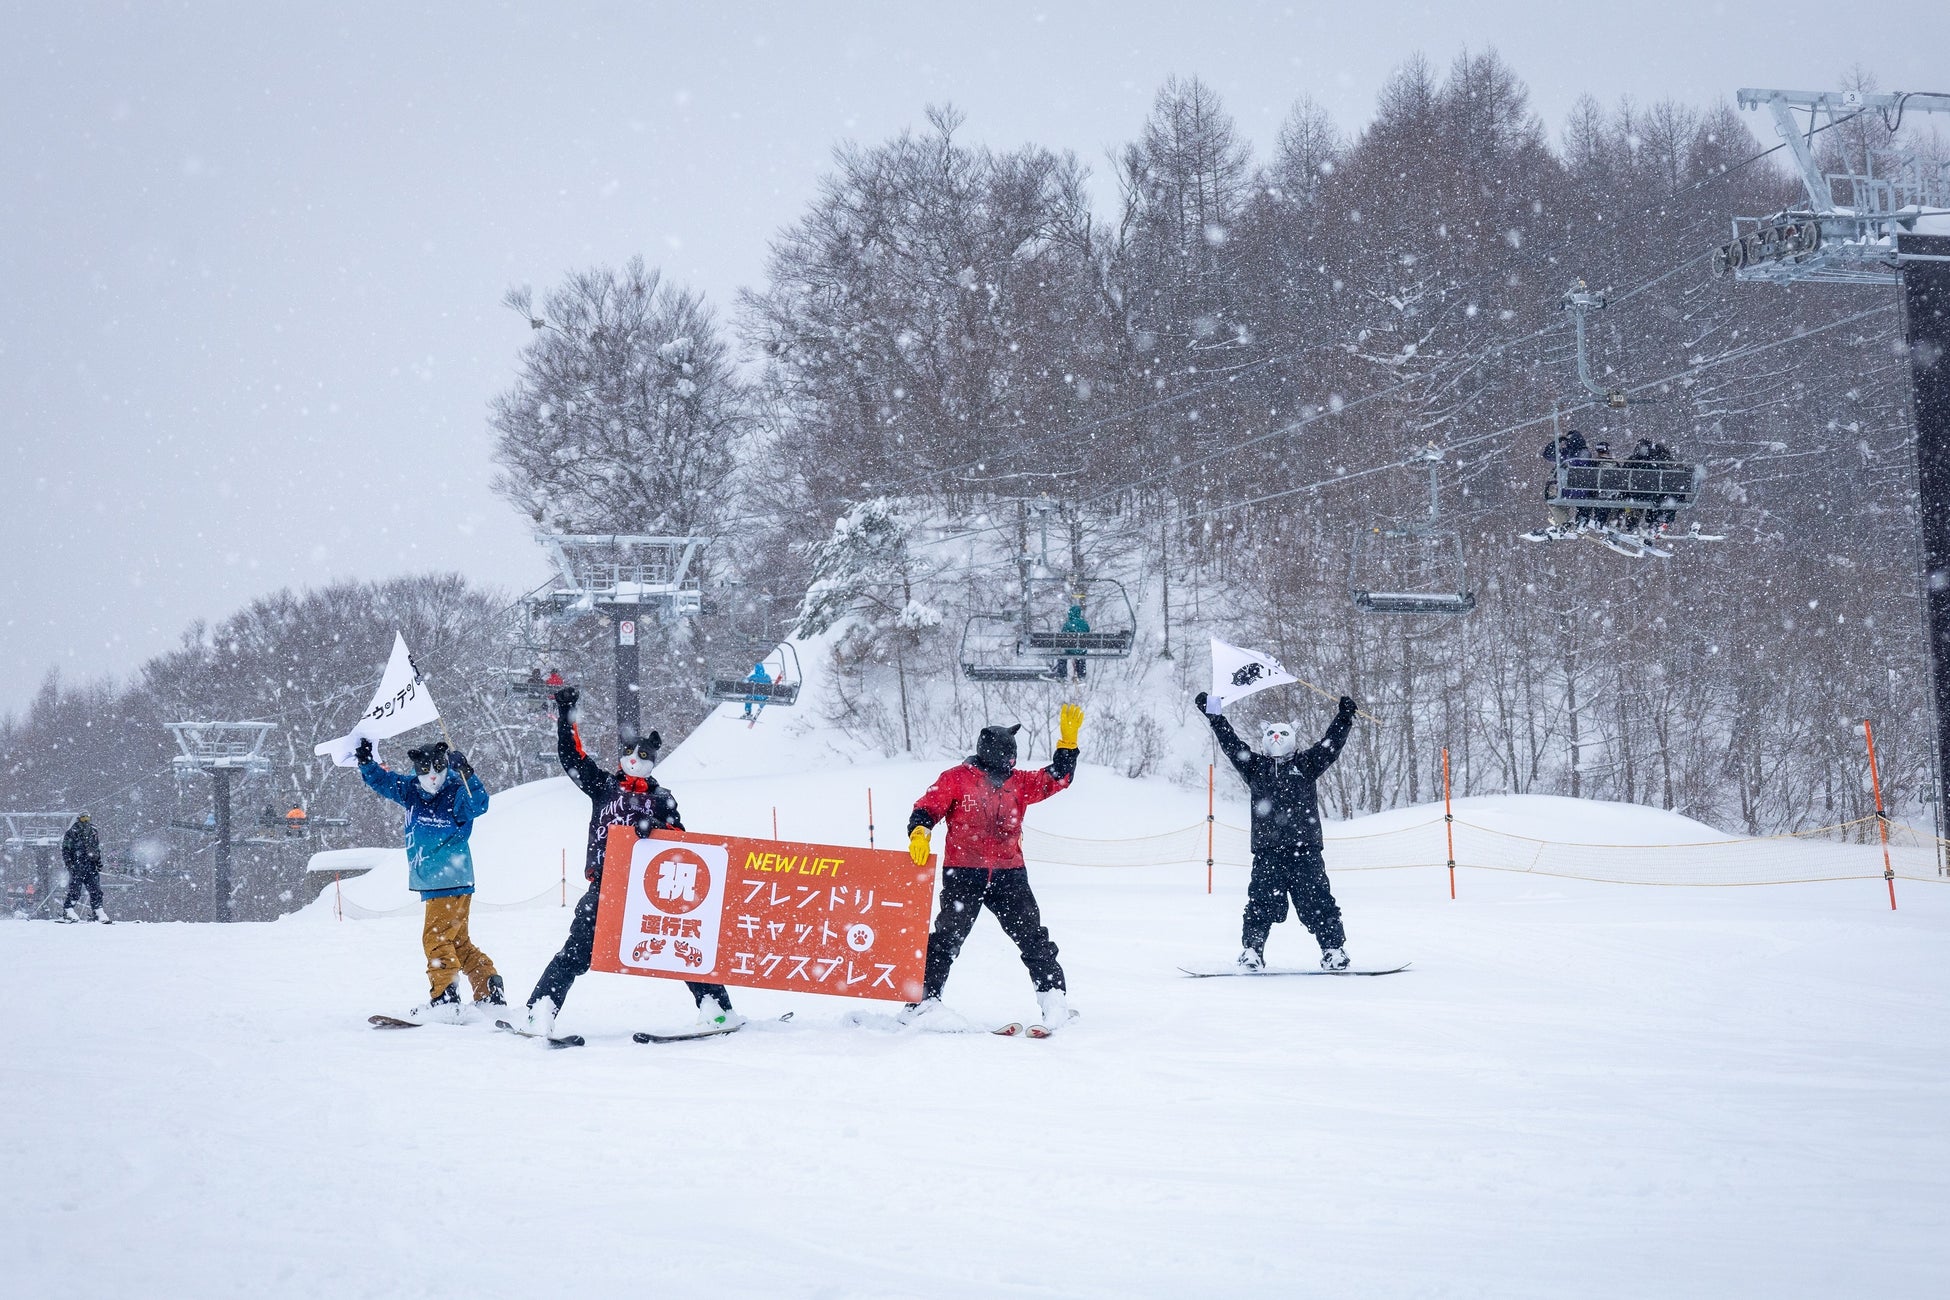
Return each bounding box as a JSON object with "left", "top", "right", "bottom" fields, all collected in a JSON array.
[{"left": 592, "top": 827, "right": 935, "bottom": 1003}]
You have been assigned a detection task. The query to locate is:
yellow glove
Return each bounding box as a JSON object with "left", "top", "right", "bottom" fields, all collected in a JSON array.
[
  {"left": 908, "top": 825, "right": 932, "bottom": 867},
  {"left": 1057, "top": 702, "right": 1084, "bottom": 750}
]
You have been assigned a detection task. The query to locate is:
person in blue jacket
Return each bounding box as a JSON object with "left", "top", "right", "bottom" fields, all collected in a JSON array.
[{"left": 357, "top": 737, "right": 502, "bottom": 1022}]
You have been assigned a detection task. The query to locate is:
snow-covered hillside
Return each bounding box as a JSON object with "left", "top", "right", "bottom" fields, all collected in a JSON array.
[{"left": 7, "top": 663, "right": 1949, "bottom": 1298}]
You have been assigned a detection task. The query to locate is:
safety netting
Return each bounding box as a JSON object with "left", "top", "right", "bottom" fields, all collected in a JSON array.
[{"left": 1022, "top": 814, "right": 1949, "bottom": 886}]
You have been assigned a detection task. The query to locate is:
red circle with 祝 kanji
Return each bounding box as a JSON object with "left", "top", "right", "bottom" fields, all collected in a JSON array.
[{"left": 643, "top": 847, "right": 711, "bottom": 915}]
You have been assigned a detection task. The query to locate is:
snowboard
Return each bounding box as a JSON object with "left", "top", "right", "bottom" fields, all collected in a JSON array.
[
  {"left": 633, "top": 1011, "right": 793, "bottom": 1044},
  {"left": 1178, "top": 962, "right": 1413, "bottom": 978},
  {"left": 494, "top": 1019, "right": 586, "bottom": 1049}
]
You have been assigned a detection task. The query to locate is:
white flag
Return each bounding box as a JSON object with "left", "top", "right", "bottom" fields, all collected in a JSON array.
[
  {"left": 313, "top": 633, "right": 442, "bottom": 767},
  {"left": 1207, "top": 636, "right": 1298, "bottom": 714}
]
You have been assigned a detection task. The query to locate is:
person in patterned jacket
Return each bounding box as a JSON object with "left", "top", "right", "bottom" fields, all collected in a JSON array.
[{"left": 520, "top": 684, "right": 738, "bottom": 1038}]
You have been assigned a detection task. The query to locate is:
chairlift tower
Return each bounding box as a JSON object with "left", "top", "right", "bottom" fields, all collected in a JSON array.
[
  {"left": 1714, "top": 85, "right": 1950, "bottom": 846},
  {"left": 166, "top": 722, "right": 273, "bottom": 922},
  {"left": 3, "top": 812, "right": 74, "bottom": 917},
  {"left": 527, "top": 532, "right": 705, "bottom": 745}
]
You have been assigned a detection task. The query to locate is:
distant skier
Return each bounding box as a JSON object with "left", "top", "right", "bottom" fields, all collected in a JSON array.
[
  {"left": 903, "top": 704, "right": 1084, "bottom": 1028},
  {"left": 60, "top": 812, "right": 108, "bottom": 924},
  {"left": 357, "top": 738, "right": 503, "bottom": 1021},
  {"left": 1197, "top": 691, "right": 1358, "bottom": 971},
  {"left": 522, "top": 684, "right": 739, "bottom": 1038}
]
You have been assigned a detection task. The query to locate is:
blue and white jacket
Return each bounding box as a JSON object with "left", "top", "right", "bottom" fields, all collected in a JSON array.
[{"left": 359, "top": 762, "right": 490, "bottom": 898}]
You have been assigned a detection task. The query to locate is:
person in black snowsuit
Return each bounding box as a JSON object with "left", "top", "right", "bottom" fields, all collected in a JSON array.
[
  {"left": 1198, "top": 692, "right": 1358, "bottom": 970},
  {"left": 1542, "top": 429, "right": 1589, "bottom": 529},
  {"left": 61, "top": 813, "right": 108, "bottom": 923},
  {"left": 521, "top": 684, "right": 737, "bottom": 1036}
]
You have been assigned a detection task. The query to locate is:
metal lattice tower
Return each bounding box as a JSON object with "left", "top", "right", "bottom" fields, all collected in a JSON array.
[
  {"left": 1716, "top": 88, "right": 1950, "bottom": 285},
  {"left": 1714, "top": 84, "right": 1950, "bottom": 868},
  {"left": 525, "top": 533, "right": 706, "bottom": 744},
  {"left": 167, "top": 722, "right": 273, "bottom": 922},
  {"left": 3, "top": 812, "right": 74, "bottom": 917}
]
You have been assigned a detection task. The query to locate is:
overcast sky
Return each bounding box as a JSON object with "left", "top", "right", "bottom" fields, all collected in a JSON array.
[{"left": 3, "top": 2, "right": 1944, "bottom": 716}]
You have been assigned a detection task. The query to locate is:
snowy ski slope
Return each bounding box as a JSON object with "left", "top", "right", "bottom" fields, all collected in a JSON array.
[{"left": 3, "top": 697, "right": 1947, "bottom": 1297}]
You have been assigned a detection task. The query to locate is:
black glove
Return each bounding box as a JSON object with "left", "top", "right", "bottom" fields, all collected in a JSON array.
[
  {"left": 1194, "top": 691, "right": 1208, "bottom": 713},
  {"left": 447, "top": 750, "right": 471, "bottom": 775},
  {"left": 553, "top": 684, "right": 579, "bottom": 712},
  {"left": 1337, "top": 695, "right": 1358, "bottom": 719},
  {"left": 354, "top": 738, "right": 374, "bottom": 765}
]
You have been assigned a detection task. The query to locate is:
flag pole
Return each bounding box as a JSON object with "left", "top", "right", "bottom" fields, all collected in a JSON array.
[{"left": 1288, "top": 675, "right": 1382, "bottom": 724}]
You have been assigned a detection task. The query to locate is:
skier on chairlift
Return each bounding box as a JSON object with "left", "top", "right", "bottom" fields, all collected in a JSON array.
[{"left": 742, "top": 660, "right": 771, "bottom": 719}]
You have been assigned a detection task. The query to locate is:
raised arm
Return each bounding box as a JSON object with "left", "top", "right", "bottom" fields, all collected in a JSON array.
[
  {"left": 553, "top": 687, "right": 609, "bottom": 798},
  {"left": 359, "top": 758, "right": 416, "bottom": 807},
  {"left": 1198, "top": 694, "right": 1261, "bottom": 785},
  {"left": 1300, "top": 697, "right": 1359, "bottom": 777}
]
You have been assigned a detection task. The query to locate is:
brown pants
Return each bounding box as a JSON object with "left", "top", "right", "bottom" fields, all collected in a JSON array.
[{"left": 422, "top": 893, "right": 497, "bottom": 999}]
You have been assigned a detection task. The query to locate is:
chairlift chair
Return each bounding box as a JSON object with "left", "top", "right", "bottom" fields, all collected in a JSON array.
[
  {"left": 958, "top": 612, "right": 1058, "bottom": 683},
  {"left": 1018, "top": 578, "right": 1138, "bottom": 660},
  {"left": 1348, "top": 447, "right": 1477, "bottom": 616},
  {"left": 706, "top": 641, "right": 803, "bottom": 708}
]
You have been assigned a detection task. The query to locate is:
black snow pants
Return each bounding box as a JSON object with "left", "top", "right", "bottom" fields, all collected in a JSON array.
[
  {"left": 923, "top": 867, "right": 1065, "bottom": 999},
  {"left": 1242, "top": 847, "right": 1345, "bottom": 955},
  {"left": 528, "top": 878, "right": 731, "bottom": 1011},
  {"left": 63, "top": 866, "right": 103, "bottom": 911}
]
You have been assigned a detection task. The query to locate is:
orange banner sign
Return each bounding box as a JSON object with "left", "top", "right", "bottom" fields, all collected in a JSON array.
[{"left": 590, "top": 827, "right": 935, "bottom": 1002}]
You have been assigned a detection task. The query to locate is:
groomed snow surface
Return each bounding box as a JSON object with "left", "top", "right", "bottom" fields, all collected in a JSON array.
[{"left": 5, "top": 707, "right": 1947, "bottom": 1298}]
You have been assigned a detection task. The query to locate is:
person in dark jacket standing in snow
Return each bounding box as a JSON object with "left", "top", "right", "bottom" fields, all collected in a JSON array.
[
  {"left": 60, "top": 813, "right": 109, "bottom": 923},
  {"left": 521, "top": 684, "right": 739, "bottom": 1038},
  {"left": 358, "top": 738, "right": 502, "bottom": 1020},
  {"left": 1198, "top": 692, "right": 1359, "bottom": 971},
  {"left": 904, "top": 703, "right": 1084, "bottom": 1027}
]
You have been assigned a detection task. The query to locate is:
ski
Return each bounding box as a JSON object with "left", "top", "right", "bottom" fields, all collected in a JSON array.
[
  {"left": 1178, "top": 962, "right": 1413, "bottom": 979},
  {"left": 633, "top": 1011, "right": 793, "bottom": 1044},
  {"left": 368, "top": 1014, "right": 422, "bottom": 1029},
  {"left": 494, "top": 1019, "right": 585, "bottom": 1049},
  {"left": 992, "top": 1022, "right": 1026, "bottom": 1037}
]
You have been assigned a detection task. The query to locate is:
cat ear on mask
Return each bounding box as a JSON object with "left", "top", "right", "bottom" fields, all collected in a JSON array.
[{"left": 1006, "top": 723, "right": 1021, "bottom": 736}]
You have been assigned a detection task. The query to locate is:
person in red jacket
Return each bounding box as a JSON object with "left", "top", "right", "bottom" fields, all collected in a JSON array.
[{"left": 904, "top": 704, "right": 1083, "bottom": 1027}]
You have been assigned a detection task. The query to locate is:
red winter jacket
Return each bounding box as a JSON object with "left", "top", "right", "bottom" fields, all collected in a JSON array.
[{"left": 909, "top": 754, "right": 1074, "bottom": 869}]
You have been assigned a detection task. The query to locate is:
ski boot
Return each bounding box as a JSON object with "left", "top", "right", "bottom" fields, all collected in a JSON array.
[
  {"left": 696, "top": 993, "right": 744, "bottom": 1030},
  {"left": 1237, "top": 946, "right": 1265, "bottom": 972},
  {"left": 474, "top": 973, "right": 507, "bottom": 1014},
  {"left": 94, "top": 906, "right": 112, "bottom": 925},
  {"left": 1036, "top": 988, "right": 1075, "bottom": 1029},
  {"left": 898, "top": 997, "right": 944, "bottom": 1025},
  {"left": 524, "top": 996, "right": 559, "bottom": 1038},
  {"left": 1319, "top": 947, "right": 1352, "bottom": 972},
  {"left": 61, "top": 906, "right": 81, "bottom": 923},
  {"left": 411, "top": 984, "right": 465, "bottom": 1025}
]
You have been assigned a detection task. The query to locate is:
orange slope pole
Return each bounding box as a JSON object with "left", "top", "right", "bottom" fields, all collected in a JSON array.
[
  {"left": 1206, "top": 764, "right": 1215, "bottom": 895},
  {"left": 1443, "top": 748, "right": 1457, "bottom": 900},
  {"left": 1864, "top": 721, "right": 1897, "bottom": 911}
]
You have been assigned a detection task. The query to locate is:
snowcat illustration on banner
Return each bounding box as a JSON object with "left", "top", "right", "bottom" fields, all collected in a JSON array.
[{"left": 1348, "top": 446, "right": 1476, "bottom": 616}]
